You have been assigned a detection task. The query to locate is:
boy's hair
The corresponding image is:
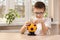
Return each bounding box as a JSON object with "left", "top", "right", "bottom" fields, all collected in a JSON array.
[{"left": 34, "top": 1, "right": 46, "bottom": 11}]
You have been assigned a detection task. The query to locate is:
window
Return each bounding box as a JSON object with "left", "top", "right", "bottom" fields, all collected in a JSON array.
[
  {"left": 0, "top": 0, "right": 6, "bottom": 18},
  {"left": 0, "top": 0, "right": 56, "bottom": 25},
  {"left": 15, "top": 0, "right": 25, "bottom": 18}
]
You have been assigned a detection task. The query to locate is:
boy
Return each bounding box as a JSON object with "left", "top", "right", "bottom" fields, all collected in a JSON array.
[{"left": 20, "top": 1, "right": 51, "bottom": 35}]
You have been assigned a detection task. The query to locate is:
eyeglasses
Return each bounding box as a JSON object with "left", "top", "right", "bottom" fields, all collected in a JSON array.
[{"left": 35, "top": 12, "right": 44, "bottom": 14}]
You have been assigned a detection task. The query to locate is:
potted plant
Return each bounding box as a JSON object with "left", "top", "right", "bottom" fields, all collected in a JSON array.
[
  {"left": 44, "top": 11, "right": 48, "bottom": 18},
  {"left": 5, "top": 9, "right": 20, "bottom": 24}
]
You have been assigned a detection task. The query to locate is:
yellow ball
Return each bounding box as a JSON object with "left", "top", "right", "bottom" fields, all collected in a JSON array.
[{"left": 27, "top": 23, "right": 37, "bottom": 32}]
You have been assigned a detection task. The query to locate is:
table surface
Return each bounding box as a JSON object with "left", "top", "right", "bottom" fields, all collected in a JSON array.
[{"left": 0, "top": 33, "right": 60, "bottom": 40}]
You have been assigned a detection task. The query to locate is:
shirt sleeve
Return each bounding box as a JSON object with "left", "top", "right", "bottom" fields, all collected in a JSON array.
[{"left": 44, "top": 18, "right": 51, "bottom": 28}]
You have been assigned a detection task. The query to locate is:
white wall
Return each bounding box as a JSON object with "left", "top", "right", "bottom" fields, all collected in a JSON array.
[
  {"left": 54, "top": 0, "right": 59, "bottom": 22},
  {"left": 48, "top": 0, "right": 54, "bottom": 18},
  {"left": 54, "top": 0, "right": 60, "bottom": 24},
  {"left": 48, "top": 0, "right": 60, "bottom": 24}
]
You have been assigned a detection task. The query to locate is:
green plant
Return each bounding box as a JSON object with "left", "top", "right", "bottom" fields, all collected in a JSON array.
[
  {"left": 5, "top": 9, "right": 20, "bottom": 24},
  {"left": 44, "top": 12, "right": 48, "bottom": 18}
]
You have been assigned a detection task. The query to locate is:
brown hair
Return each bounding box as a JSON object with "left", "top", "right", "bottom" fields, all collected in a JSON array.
[{"left": 34, "top": 1, "right": 46, "bottom": 11}]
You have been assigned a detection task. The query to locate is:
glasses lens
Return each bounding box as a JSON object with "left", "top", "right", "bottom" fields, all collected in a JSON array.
[{"left": 35, "top": 12, "right": 44, "bottom": 14}]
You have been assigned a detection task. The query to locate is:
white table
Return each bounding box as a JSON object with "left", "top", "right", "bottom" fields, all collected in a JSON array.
[{"left": 0, "top": 33, "right": 60, "bottom": 40}]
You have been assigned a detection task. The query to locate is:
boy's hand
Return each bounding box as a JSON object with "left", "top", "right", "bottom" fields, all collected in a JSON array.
[
  {"left": 33, "top": 19, "right": 44, "bottom": 24},
  {"left": 26, "top": 21, "right": 36, "bottom": 26},
  {"left": 38, "top": 19, "right": 44, "bottom": 23},
  {"left": 25, "top": 22, "right": 31, "bottom": 26}
]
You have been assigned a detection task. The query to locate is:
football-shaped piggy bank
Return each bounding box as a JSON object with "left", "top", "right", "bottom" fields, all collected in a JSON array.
[{"left": 27, "top": 23, "right": 37, "bottom": 36}]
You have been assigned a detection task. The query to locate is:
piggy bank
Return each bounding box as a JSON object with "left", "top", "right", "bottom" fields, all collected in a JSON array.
[{"left": 27, "top": 23, "right": 37, "bottom": 36}]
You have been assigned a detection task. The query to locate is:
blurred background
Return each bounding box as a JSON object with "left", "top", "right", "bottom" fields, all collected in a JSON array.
[{"left": 0, "top": 0, "right": 59, "bottom": 35}]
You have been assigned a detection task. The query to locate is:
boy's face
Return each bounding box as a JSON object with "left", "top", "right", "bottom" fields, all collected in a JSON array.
[{"left": 33, "top": 7, "right": 45, "bottom": 18}]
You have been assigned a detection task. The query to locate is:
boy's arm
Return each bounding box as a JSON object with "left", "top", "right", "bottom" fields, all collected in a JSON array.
[
  {"left": 40, "top": 19, "right": 50, "bottom": 35},
  {"left": 20, "top": 25, "right": 27, "bottom": 34},
  {"left": 41, "top": 22, "right": 48, "bottom": 35},
  {"left": 20, "top": 17, "right": 34, "bottom": 34},
  {"left": 20, "top": 22, "right": 31, "bottom": 34},
  {"left": 33, "top": 19, "right": 49, "bottom": 35}
]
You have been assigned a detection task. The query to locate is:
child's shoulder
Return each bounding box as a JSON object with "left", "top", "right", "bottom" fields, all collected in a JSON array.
[
  {"left": 44, "top": 17, "right": 51, "bottom": 22},
  {"left": 44, "top": 17, "right": 51, "bottom": 20}
]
